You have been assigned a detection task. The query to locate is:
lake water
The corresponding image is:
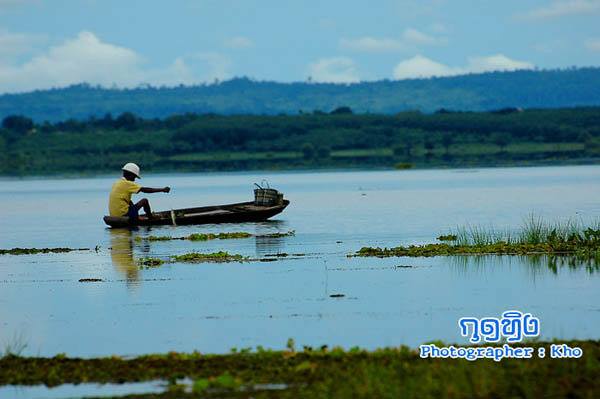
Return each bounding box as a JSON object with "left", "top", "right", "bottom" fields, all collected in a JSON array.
[{"left": 1, "top": 166, "right": 600, "bottom": 362}]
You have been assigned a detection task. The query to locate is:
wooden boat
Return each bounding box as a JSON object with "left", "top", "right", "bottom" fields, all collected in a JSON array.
[{"left": 103, "top": 199, "right": 290, "bottom": 228}]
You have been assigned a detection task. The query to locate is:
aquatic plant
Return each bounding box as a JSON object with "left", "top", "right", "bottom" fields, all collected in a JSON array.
[
  {"left": 357, "top": 218, "right": 600, "bottom": 259},
  {"left": 454, "top": 216, "right": 600, "bottom": 247},
  {"left": 140, "top": 232, "right": 255, "bottom": 242},
  {"left": 258, "top": 230, "right": 295, "bottom": 238},
  {"left": 193, "top": 372, "right": 242, "bottom": 393},
  {"left": 1, "top": 332, "right": 28, "bottom": 358},
  {"left": 171, "top": 251, "right": 247, "bottom": 263},
  {"left": 0, "top": 340, "right": 598, "bottom": 398},
  {"left": 0, "top": 247, "right": 86, "bottom": 255},
  {"left": 146, "top": 235, "right": 173, "bottom": 241},
  {"left": 187, "top": 232, "right": 253, "bottom": 241},
  {"left": 138, "top": 257, "right": 166, "bottom": 268},
  {"left": 437, "top": 234, "right": 457, "bottom": 241},
  {"left": 354, "top": 237, "right": 600, "bottom": 258}
]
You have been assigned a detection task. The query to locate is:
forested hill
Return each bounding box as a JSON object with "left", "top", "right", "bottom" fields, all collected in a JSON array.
[{"left": 2, "top": 68, "right": 600, "bottom": 122}]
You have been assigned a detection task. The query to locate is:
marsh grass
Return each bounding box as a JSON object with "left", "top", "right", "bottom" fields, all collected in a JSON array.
[
  {"left": 2, "top": 331, "right": 28, "bottom": 357},
  {"left": 356, "top": 215, "right": 600, "bottom": 259},
  {"left": 454, "top": 215, "right": 600, "bottom": 246},
  {"left": 2, "top": 340, "right": 599, "bottom": 397}
]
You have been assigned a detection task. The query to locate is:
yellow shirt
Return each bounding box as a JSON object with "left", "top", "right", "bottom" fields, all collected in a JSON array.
[{"left": 108, "top": 178, "right": 141, "bottom": 216}]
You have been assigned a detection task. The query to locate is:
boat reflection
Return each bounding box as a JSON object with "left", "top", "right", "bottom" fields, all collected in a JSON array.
[{"left": 254, "top": 220, "right": 288, "bottom": 256}]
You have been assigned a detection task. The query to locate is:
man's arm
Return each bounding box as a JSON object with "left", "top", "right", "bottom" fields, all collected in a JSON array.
[{"left": 140, "top": 186, "right": 170, "bottom": 193}]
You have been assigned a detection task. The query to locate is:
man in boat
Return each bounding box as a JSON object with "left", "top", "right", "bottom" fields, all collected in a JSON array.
[{"left": 108, "top": 163, "right": 170, "bottom": 220}]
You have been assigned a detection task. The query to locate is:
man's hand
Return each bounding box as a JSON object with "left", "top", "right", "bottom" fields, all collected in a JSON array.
[{"left": 163, "top": 187, "right": 171, "bottom": 193}]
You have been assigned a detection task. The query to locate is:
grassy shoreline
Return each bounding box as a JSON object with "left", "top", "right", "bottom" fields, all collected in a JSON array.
[
  {"left": 355, "top": 219, "right": 600, "bottom": 259},
  {"left": 1, "top": 340, "right": 598, "bottom": 398}
]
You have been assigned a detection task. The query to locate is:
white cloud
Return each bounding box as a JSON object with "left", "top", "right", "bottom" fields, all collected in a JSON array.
[
  {"left": 518, "top": 0, "right": 600, "bottom": 20},
  {"left": 0, "top": 31, "right": 142, "bottom": 92},
  {"left": 341, "top": 28, "right": 445, "bottom": 53},
  {"left": 585, "top": 38, "right": 600, "bottom": 51},
  {"left": 402, "top": 28, "right": 440, "bottom": 45},
  {"left": 393, "top": 55, "right": 456, "bottom": 79},
  {"left": 186, "top": 52, "right": 231, "bottom": 82},
  {"left": 466, "top": 54, "right": 533, "bottom": 73},
  {"left": 393, "top": 54, "right": 534, "bottom": 80},
  {"left": 224, "top": 36, "right": 253, "bottom": 49},
  {"left": 142, "top": 57, "right": 196, "bottom": 87},
  {"left": 340, "top": 37, "right": 405, "bottom": 52},
  {"left": 0, "top": 30, "right": 45, "bottom": 59},
  {"left": 0, "top": 31, "right": 231, "bottom": 93},
  {"left": 308, "top": 57, "right": 359, "bottom": 83}
]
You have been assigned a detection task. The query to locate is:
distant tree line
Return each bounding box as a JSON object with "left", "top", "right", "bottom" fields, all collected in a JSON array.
[{"left": 1, "top": 106, "right": 599, "bottom": 175}]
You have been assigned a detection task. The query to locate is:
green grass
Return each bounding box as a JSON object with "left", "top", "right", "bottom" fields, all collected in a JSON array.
[
  {"left": 0, "top": 247, "right": 86, "bottom": 255},
  {"left": 171, "top": 251, "right": 248, "bottom": 263},
  {"left": 355, "top": 218, "right": 600, "bottom": 264},
  {"left": 454, "top": 216, "right": 600, "bottom": 246},
  {"left": 187, "top": 232, "right": 253, "bottom": 241},
  {"left": 138, "top": 257, "right": 166, "bottom": 268},
  {"left": 1, "top": 340, "right": 598, "bottom": 398}
]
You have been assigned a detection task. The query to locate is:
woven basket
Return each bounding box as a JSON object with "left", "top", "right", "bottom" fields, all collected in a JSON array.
[{"left": 254, "top": 181, "right": 282, "bottom": 206}]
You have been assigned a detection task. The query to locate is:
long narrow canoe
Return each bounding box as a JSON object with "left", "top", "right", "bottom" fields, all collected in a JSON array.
[{"left": 103, "top": 199, "right": 290, "bottom": 228}]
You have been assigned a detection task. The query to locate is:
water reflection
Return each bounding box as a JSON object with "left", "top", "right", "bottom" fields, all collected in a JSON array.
[
  {"left": 254, "top": 220, "right": 289, "bottom": 256},
  {"left": 449, "top": 254, "right": 600, "bottom": 278},
  {"left": 109, "top": 229, "right": 140, "bottom": 288}
]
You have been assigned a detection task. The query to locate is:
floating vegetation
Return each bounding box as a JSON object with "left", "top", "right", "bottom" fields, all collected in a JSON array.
[
  {"left": 437, "top": 234, "right": 457, "bottom": 241},
  {"left": 0, "top": 247, "right": 87, "bottom": 255},
  {"left": 188, "top": 232, "right": 253, "bottom": 241},
  {"left": 146, "top": 235, "right": 172, "bottom": 241},
  {"left": 263, "top": 253, "right": 306, "bottom": 259},
  {"left": 258, "top": 230, "right": 295, "bottom": 238},
  {"left": 192, "top": 372, "right": 242, "bottom": 393},
  {"left": 172, "top": 251, "right": 248, "bottom": 263},
  {"left": 356, "top": 218, "right": 600, "bottom": 259},
  {"left": 139, "top": 258, "right": 166, "bottom": 268},
  {"left": 138, "top": 231, "right": 293, "bottom": 242},
  {"left": 0, "top": 340, "right": 598, "bottom": 398}
]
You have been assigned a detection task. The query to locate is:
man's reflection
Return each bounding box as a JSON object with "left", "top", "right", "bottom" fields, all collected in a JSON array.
[{"left": 109, "top": 228, "right": 139, "bottom": 287}]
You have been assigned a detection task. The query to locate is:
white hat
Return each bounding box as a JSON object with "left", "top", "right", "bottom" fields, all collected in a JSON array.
[{"left": 122, "top": 162, "right": 141, "bottom": 178}]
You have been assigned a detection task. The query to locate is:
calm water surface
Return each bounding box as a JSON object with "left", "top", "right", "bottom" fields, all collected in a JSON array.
[{"left": 1, "top": 166, "right": 600, "bottom": 360}]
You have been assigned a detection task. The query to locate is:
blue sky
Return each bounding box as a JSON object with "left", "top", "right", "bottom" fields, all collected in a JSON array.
[{"left": 0, "top": 0, "right": 599, "bottom": 93}]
